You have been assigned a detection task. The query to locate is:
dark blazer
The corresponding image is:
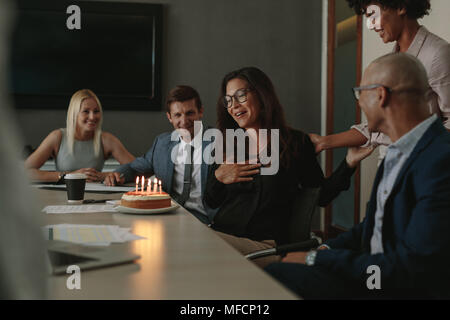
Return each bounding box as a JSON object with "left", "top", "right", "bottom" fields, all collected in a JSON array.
[
  {"left": 116, "top": 124, "right": 217, "bottom": 222},
  {"left": 205, "top": 129, "right": 356, "bottom": 244},
  {"left": 316, "top": 120, "right": 450, "bottom": 298}
]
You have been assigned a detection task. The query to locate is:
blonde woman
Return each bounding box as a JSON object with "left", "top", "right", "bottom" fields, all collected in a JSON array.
[{"left": 25, "top": 89, "right": 135, "bottom": 182}]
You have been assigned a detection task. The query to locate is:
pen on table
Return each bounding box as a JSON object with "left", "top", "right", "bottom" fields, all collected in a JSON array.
[{"left": 82, "top": 199, "right": 113, "bottom": 204}]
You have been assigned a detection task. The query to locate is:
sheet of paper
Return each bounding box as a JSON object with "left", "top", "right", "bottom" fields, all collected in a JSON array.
[
  {"left": 32, "top": 183, "right": 134, "bottom": 193},
  {"left": 42, "top": 204, "right": 117, "bottom": 214},
  {"left": 43, "top": 224, "right": 146, "bottom": 246}
]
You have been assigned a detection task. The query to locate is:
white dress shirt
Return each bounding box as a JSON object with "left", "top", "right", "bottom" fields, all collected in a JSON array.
[{"left": 172, "top": 123, "right": 207, "bottom": 217}]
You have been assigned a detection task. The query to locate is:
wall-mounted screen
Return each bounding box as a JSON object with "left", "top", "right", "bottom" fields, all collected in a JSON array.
[{"left": 10, "top": 0, "right": 162, "bottom": 111}]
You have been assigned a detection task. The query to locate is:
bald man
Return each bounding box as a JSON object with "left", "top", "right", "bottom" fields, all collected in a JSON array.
[{"left": 265, "top": 53, "right": 450, "bottom": 299}]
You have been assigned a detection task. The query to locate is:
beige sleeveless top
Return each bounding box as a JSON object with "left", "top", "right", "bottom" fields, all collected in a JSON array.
[{"left": 55, "top": 128, "right": 104, "bottom": 172}]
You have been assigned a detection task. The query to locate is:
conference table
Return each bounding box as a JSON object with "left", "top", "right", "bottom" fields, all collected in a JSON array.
[{"left": 37, "top": 187, "right": 298, "bottom": 300}]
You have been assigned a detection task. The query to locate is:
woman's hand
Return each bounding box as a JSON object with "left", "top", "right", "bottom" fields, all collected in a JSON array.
[
  {"left": 70, "top": 168, "right": 104, "bottom": 182},
  {"left": 309, "top": 133, "right": 327, "bottom": 154},
  {"left": 345, "top": 145, "right": 376, "bottom": 168},
  {"left": 214, "top": 162, "right": 262, "bottom": 184}
]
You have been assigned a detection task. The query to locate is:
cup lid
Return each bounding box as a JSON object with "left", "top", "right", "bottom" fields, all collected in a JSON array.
[{"left": 65, "top": 173, "right": 87, "bottom": 179}]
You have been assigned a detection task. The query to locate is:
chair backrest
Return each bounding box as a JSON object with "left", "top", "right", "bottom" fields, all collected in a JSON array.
[
  {"left": 245, "top": 187, "right": 320, "bottom": 261},
  {"left": 288, "top": 187, "right": 320, "bottom": 243}
]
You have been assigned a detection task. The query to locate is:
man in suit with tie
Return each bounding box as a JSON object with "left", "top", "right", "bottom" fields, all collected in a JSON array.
[
  {"left": 104, "top": 85, "right": 216, "bottom": 224},
  {"left": 265, "top": 52, "right": 450, "bottom": 299}
]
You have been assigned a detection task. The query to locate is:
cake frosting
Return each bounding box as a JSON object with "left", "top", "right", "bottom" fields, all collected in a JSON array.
[{"left": 121, "top": 191, "right": 171, "bottom": 209}]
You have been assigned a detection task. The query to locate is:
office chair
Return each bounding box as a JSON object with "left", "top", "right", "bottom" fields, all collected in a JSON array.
[{"left": 245, "top": 187, "right": 321, "bottom": 260}]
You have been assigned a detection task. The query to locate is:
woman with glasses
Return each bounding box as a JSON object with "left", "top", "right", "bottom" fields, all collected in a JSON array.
[
  {"left": 204, "top": 67, "right": 369, "bottom": 267},
  {"left": 25, "top": 89, "right": 135, "bottom": 183}
]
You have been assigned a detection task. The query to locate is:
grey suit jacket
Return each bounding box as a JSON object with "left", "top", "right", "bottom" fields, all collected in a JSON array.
[{"left": 116, "top": 124, "right": 217, "bottom": 222}]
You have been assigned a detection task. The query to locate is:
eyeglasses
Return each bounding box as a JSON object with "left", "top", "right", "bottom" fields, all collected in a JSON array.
[
  {"left": 352, "top": 84, "right": 392, "bottom": 100},
  {"left": 352, "top": 84, "right": 425, "bottom": 100},
  {"left": 223, "top": 88, "right": 252, "bottom": 108}
]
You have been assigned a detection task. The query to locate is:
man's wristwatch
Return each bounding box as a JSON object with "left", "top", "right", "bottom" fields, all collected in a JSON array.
[{"left": 305, "top": 250, "right": 318, "bottom": 266}]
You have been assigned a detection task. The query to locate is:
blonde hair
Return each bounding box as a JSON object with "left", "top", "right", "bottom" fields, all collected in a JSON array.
[{"left": 66, "top": 89, "right": 103, "bottom": 155}]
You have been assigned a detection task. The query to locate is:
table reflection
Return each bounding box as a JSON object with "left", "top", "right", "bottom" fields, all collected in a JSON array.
[{"left": 130, "top": 220, "right": 166, "bottom": 298}]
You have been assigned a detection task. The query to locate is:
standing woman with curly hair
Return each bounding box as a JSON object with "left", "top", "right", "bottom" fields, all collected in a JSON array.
[{"left": 310, "top": 0, "right": 450, "bottom": 153}]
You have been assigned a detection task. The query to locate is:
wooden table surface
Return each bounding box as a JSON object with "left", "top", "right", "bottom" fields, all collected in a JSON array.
[{"left": 36, "top": 188, "right": 298, "bottom": 300}]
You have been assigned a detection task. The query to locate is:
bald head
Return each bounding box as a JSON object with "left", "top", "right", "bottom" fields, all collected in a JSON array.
[
  {"left": 364, "top": 52, "right": 429, "bottom": 100},
  {"left": 359, "top": 53, "right": 432, "bottom": 141}
]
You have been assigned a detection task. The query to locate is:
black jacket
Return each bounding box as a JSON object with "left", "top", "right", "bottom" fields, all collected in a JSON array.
[{"left": 205, "top": 129, "right": 355, "bottom": 244}]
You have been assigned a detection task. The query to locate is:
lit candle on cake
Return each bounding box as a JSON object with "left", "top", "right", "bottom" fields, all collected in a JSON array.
[
  {"left": 136, "top": 176, "right": 139, "bottom": 193},
  {"left": 153, "top": 178, "right": 157, "bottom": 193},
  {"left": 159, "top": 180, "right": 162, "bottom": 193},
  {"left": 141, "top": 176, "right": 145, "bottom": 194},
  {"left": 147, "top": 179, "right": 151, "bottom": 194}
]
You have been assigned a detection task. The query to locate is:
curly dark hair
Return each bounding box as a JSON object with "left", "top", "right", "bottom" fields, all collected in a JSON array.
[{"left": 346, "top": 0, "right": 431, "bottom": 19}]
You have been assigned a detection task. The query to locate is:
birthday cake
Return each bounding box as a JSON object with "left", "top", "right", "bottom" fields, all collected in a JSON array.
[{"left": 121, "top": 191, "right": 171, "bottom": 210}]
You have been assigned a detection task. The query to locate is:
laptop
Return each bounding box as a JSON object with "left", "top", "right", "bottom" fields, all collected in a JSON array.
[{"left": 47, "top": 240, "right": 140, "bottom": 275}]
